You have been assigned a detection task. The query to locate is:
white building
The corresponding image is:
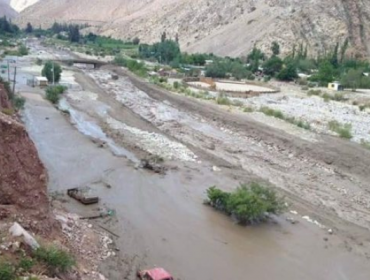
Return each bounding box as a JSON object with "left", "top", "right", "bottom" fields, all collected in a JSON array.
[
  {"left": 328, "top": 81, "right": 344, "bottom": 91},
  {"left": 34, "top": 76, "right": 48, "bottom": 87}
]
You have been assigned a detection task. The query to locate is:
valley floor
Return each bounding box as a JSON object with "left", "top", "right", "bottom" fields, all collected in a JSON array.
[{"left": 11, "top": 41, "right": 370, "bottom": 280}]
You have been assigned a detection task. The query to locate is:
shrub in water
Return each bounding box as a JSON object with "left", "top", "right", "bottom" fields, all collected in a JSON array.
[{"left": 207, "top": 183, "right": 285, "bottom": 224}]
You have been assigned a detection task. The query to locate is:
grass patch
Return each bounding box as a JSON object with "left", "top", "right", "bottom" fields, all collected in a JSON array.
[
  {"left": 243, "top": 106, "right": 254, "bottom": 113},
  {"left": 328, "top": 121, "right": 353, "bottom": 139},
  {"left": 260, "top": 106, "right": 284, "bottom": 119},
  {"left": 260, "top": 107, "right": 311, "bottom": 130},
  {"left": 17, "top": 257, "right": 35, "bottom": 272},
  {"left": 206, "top": 182, "right": 285, "bottom": 224},
  {"left": 33, "top": 246, "right": 75, "bottom": 274},
  {"left": 1, "top": 108, "right": 14, "bottom": 115},
  {"left": 0, "top": 262, "right": 15, "bottom": 280}
]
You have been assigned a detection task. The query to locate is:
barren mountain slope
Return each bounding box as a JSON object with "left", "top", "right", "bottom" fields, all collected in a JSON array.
[
  {"left": 18, "top": 0, "right": 370, "bottom": 57},
  {"left": 0, "top": 0, "right": 18, "bottom": 17}
]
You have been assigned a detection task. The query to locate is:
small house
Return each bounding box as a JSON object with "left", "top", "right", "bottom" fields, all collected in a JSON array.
[
  {"left": 34, "top": 76, "right": 48, "bottom": 87},
  {"left": 328, "top": 81, "right": 343, "bottom": 91}
]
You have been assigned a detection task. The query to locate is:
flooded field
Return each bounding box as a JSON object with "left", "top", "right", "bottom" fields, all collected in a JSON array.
[{"left": 16, "top": 43, "right": 370, "bottom": 280}]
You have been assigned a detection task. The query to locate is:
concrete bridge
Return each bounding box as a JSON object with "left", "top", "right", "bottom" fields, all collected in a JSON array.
[{"left": 51, "top": 58, "right": 108, "bottom": 69}]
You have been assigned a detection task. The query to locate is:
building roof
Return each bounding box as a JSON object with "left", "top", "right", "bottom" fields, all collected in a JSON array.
[
  {"left": 146, "top": 268, "right": 172, "bottom": 280},
  {"left": 35, "top": 76, "right": 48, "bottom": 82}
]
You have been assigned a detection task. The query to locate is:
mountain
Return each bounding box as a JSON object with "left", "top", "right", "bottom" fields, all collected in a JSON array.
[
  {"left": 17, "top": 0, "right": 370, "bottom": 57},
  {"left": 0, "top": 0, "right": 18, "bottom": 18}
]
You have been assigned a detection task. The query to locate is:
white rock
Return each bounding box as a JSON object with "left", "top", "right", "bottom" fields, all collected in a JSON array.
[
  {"left": 212, "top": 166, "right": 221, "bottom": 172},
  {"left": 9, "top": 222, "right": 40, "bottom": 249}
]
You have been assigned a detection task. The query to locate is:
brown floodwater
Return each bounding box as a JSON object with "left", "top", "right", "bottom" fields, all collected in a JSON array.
[{"left": 21, "top": 82, "right": 370, "bottom": 280}]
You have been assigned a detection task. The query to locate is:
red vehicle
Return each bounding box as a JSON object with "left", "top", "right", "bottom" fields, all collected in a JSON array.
[{"left": 137, "top": 267, "right": 174, "bottom": 280}]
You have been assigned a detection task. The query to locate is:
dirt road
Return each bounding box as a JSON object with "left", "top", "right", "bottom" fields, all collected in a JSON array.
[{"left": 18, "top": 43, "right": 370, "bottom": 280}]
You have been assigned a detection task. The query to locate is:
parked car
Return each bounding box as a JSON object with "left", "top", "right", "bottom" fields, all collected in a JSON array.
[{"left": 137, "top": 268, "right": 173, "bottom": 280}]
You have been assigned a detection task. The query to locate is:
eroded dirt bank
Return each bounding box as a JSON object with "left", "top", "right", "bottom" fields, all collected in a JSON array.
[{"left": 0, "top": 72, "right": 117, "bottom": 280}]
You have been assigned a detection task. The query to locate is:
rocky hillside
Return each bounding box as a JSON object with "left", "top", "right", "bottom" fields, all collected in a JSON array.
[
  {"left": 0, "top": 0, "right": 18, "bottom": 17},
  {"left": 17, "top": 0, "right": 370, "bottom": 57}
]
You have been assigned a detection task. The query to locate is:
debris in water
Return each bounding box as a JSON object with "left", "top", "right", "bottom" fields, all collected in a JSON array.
[{"left": 67, "top": 187, "right": 100, "bottom": 205}]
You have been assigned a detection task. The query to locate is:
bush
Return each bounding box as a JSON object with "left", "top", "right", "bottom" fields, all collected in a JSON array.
[
  {"left": 322, "top": 93, "right": 331, "bottom": 102},
  {"left": 13, "top": 96, "right": 26, "bottom": 110},
  {"left": 207, "top": 183, "right": 285, "bottom": 224},
  {"left": 232, "top": 100, "right": 244, "bottom": 107},
  {"left": 243, "top": 106, "right": 254, "bottom": 113},
  {"left": 34, "top": 246, "right": 75, "bottom": 273},
  {"left": 45, "top": 85, "right": 67, "bottom": 104},
  {"left": 216, "top": 95, "right": 232, "bottom": 105},
  {"left": 307, "top": 89, "right": 321, "bottom": 96},
  {"left": 328, "top": 121, "right": 353, "bottom": 139},
  {"left": 333, "top": 93, "right": 345, "bottom": 101},
  {"left": 0, "top": 262, "right": 15, "bottom": 280},
  {"left": 173, "top": 81, "right": 180, "bottom": 89},
  {"left": 301, "top": 86, "right": 309, "bottom": 91},
  {"left": 361, "top": 139, "right": 370, "bottom": 150},
  {"left": 18, "top": 45, "right": 29, "bottom": 56}
]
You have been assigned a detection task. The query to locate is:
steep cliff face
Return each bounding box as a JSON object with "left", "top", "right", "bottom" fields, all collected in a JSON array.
[
  {"left": 17, "top": 0, "right": 370, "bottom": 57},
  {"left": 0, "top": 84, "right": 51, "bottom": 234}
]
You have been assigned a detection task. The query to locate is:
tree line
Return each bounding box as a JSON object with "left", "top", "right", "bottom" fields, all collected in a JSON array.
[{"left": 0, "top": 17, "right": 19, "bottom": 34}]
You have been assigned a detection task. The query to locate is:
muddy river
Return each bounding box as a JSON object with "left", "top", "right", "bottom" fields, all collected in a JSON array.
[{"left": 16, "top": 44, "right": 370, "bottom": 280}]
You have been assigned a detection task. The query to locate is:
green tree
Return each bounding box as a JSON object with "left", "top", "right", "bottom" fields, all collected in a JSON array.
[
  {"left": 153, "top": 40, "right": 181, "bottom": 64},
  {"left": 42, "top": 61, "right": 62, "bottom": 83},
  {"left": 205, "top": 61, "right": 227, "bottom": 78},
  {"left": 68, "top": 25, "right": 80, "bottom": 43},
  {"left": 341, "top": 68, "right": 363, "bottom": 91},
  {"left": 132, "top": 37, "right": 140, "bottom": 45},
  {"left": 311, "top": 61, "right": 335, "bottom": 86},
  {"left": 340, "top": 38, "right": 349, "bottom": 63},
  {"left": 262, "top": 56, "right": 283, "bottom": 76},
  {"left": 276, "top": 62, "right": 298, "bottom": 81},
  {"left": 161, "top": 31, "right": 167, "bottom": 43},
  {"left": 230, "top": 63, "right": 249, "bottom": 80},
  {"left": 330, "top": 42, "right": 339, "bottom": 68},
  {"left": 25, "top": 22, "right": 33, "bottom": 33},
  {"left": 297, "top": 59, "right": 315, "bottom": 73},
  {"left": 271, "top": 41, "right": 280, "bottom": 56}
]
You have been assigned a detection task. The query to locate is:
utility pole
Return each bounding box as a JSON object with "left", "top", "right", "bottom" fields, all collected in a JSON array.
[
  {"left": 12, "top": 67, "right": 17, "bottom": 94},
  {"left": 7, "top": 60, "right": 10, "bottom": 82},
  {"left": 52, "top": 62, "right": 55, "bottom": 85}
]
